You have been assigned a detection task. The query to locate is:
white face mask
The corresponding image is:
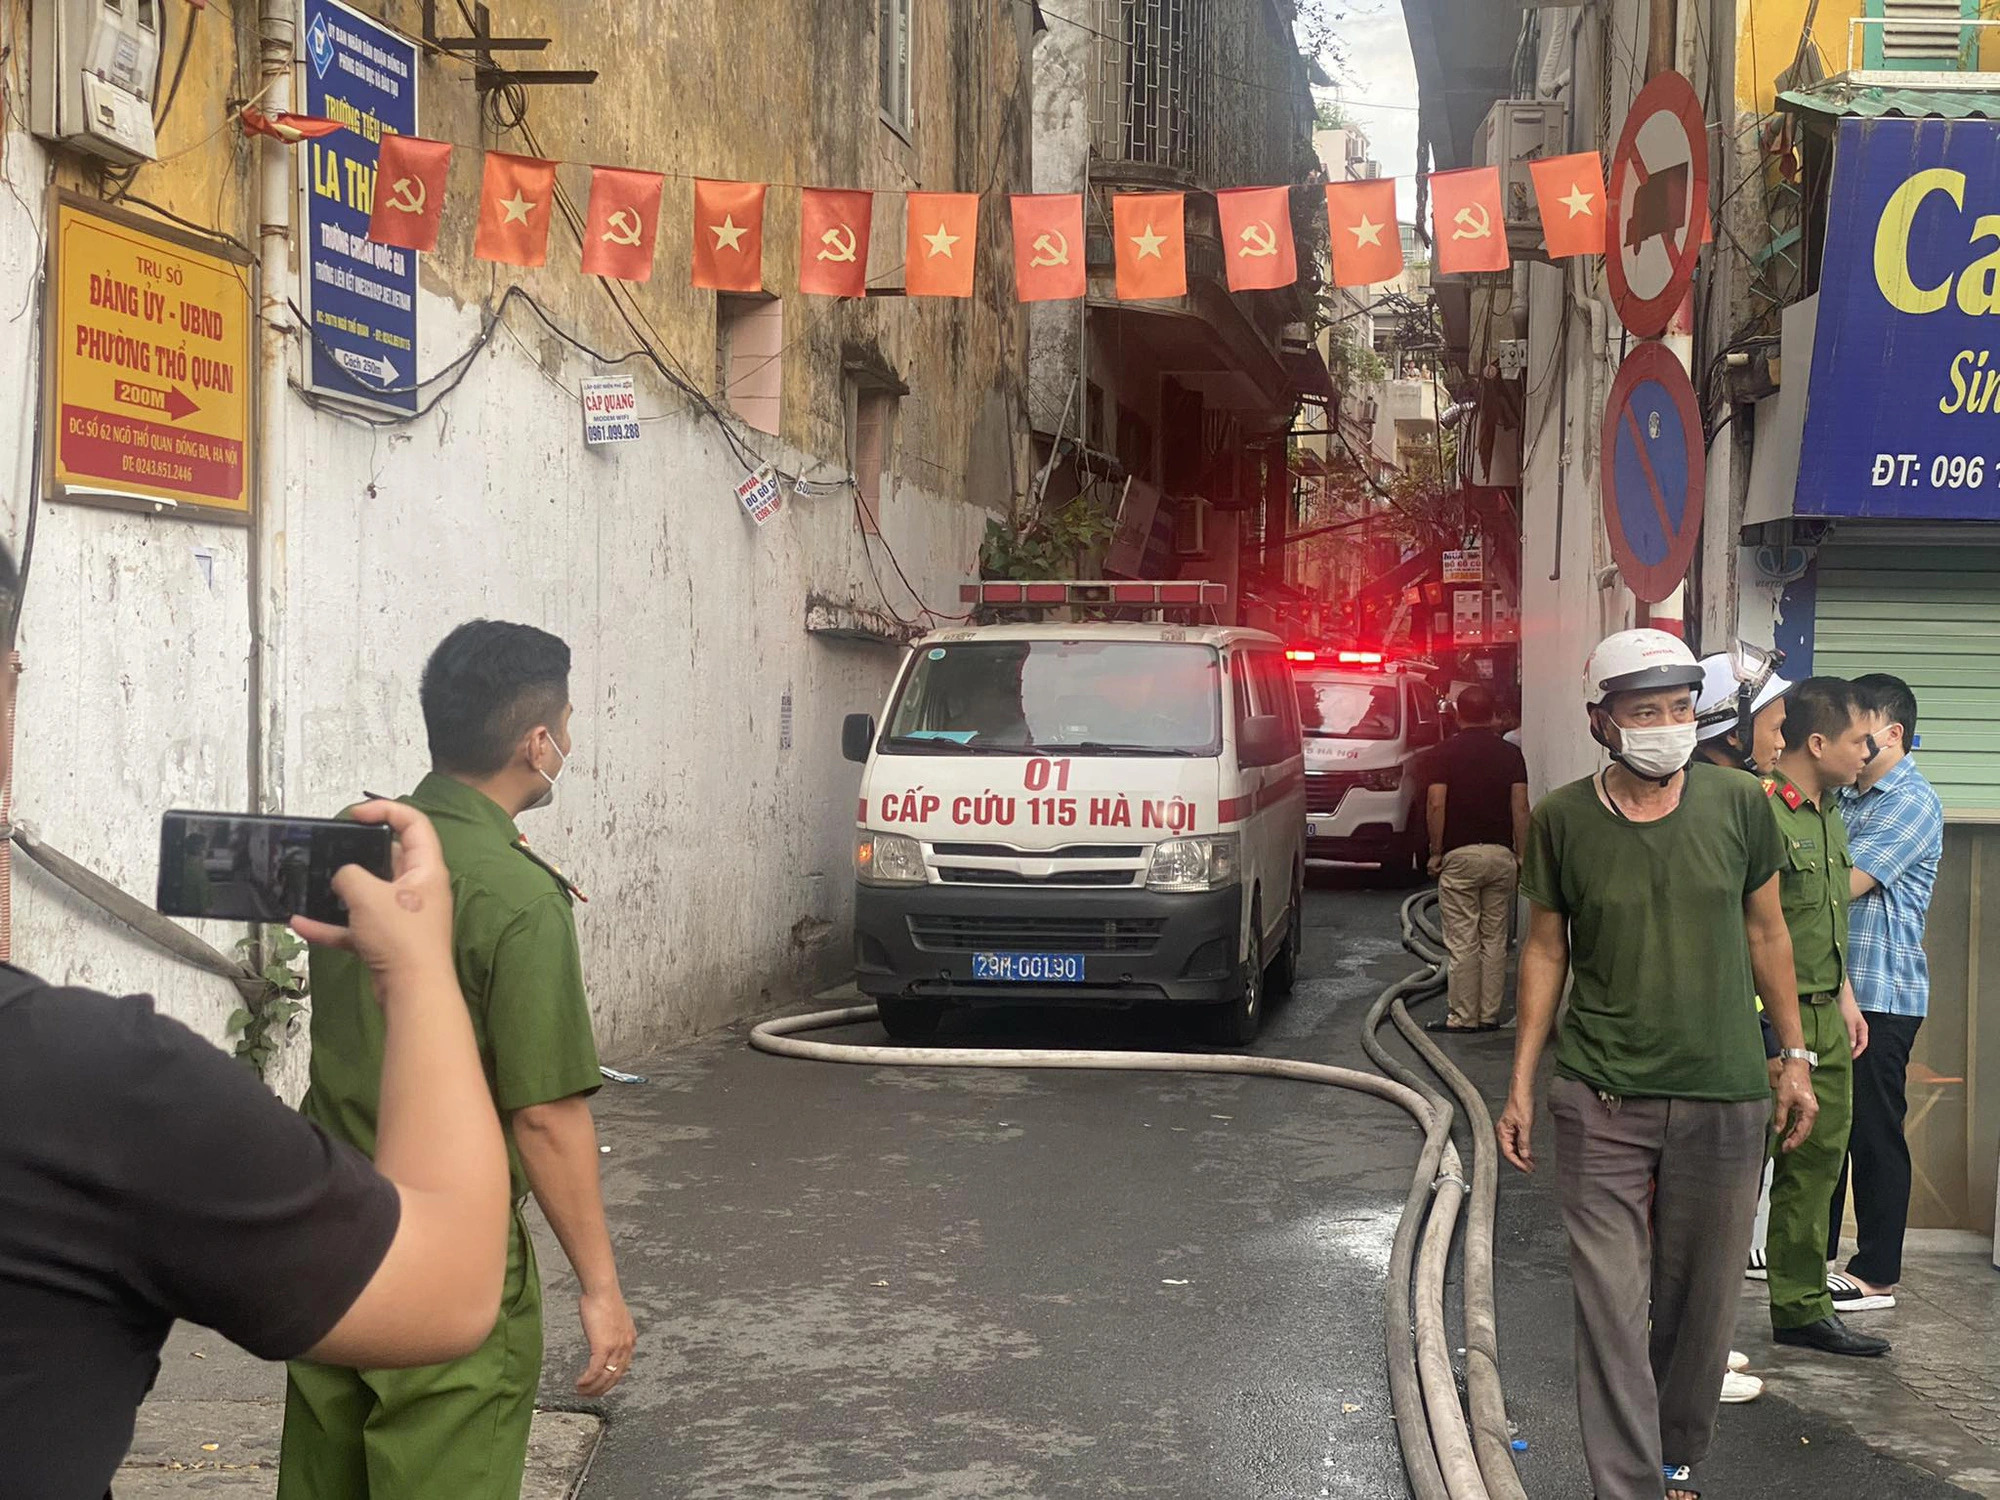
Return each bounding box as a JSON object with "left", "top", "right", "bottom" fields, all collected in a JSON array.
[
  {"left": 1615, "top": 721, "right": 1699, "bottom": 780},
  {"left": 526, "top": 736, "right": 567, "bottom": 811}
]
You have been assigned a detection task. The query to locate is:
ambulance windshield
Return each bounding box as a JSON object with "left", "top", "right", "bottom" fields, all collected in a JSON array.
[{"left": 884, "top": 641, "right": 1222, "bottom": 755}]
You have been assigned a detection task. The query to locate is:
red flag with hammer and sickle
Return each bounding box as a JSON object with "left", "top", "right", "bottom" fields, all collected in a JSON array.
[
  {"left": 366, "top": 134, "right": 452, "bottom": 252},
  {"left": 692, "top": 179, "right": 767, "bottom": 293},
  {"left": 581, "top": 166, "right": 665, "bottom": 281},
  {"left": 1430, "top": 166, "right": 1510, "bottom": 275},
  {"left": 799, "top": 189, "right": 873, "bottom": 297},
  {"left": 1010, "top": 194, "right": 1086, "bottom": 302},
  {"left": 1214, "top": 187, "right": 1297, "bottom": 291}
]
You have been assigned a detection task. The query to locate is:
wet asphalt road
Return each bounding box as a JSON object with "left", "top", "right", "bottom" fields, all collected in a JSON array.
[
  {"left": 545, "top": 874, "right": 1980, "bottom": 1499},
  {"left": 547, "top": 872, "right": 1425, "bottom": 1498}
]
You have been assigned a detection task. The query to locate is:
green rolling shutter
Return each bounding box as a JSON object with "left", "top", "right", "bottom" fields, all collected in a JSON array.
[{"left": 1813, "top": 542, "right": 2000, "bottom": 817}]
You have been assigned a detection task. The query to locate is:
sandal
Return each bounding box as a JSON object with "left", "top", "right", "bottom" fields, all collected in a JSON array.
[{"left": 1664, "top": 1463, "right": 1699, "bottom": 1498}]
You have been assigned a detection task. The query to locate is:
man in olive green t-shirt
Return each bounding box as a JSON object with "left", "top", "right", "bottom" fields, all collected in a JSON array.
[
  {"left": 1496, "top": 630, "right": 1819, "bottom": 1500},
  {"left": 279, "top": 622, "right": 635, "bottom": 1500}
]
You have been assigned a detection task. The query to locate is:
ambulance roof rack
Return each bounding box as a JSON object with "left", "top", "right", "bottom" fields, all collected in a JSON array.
[{"left": 957, "top": 579, "right": 1230, "bottom": 625}]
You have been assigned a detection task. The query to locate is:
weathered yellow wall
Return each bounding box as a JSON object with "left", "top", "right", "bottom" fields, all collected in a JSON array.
[
  {"left": 1735, "top": 0, "right": 2000, "bottom": 112},
  {"left": 367, "top": 0, "right": 1032, "bottom": 514}
]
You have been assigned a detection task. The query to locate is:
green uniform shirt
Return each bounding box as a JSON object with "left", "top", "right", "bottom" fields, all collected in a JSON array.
[
  {"left": 1761, "top": 770, "right": 1851, "bottom": 998},
  {"left": 301, "top": 773, "right": 601, "bottom": 1202},
  {"left": 1519, "top": 760, "right": 1786, "bottom": 1102}
]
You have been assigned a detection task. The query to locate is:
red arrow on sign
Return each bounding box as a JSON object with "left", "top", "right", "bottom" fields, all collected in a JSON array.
[{"left": 113, "top": 380, "right": 200, "bottom": 422}]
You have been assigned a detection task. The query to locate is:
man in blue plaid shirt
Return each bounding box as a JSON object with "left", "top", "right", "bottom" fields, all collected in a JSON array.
[{"left": 1826, "top": 674, "right": 1944, "bottom": 1314}]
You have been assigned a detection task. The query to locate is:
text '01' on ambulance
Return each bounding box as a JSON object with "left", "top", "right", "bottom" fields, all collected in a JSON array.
[{"left": 841, "top": 581, "right": 1306, "bottom": 1047}]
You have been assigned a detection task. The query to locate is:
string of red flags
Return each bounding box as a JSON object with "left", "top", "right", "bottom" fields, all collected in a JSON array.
[{"left": 318, "top": 121, "right": 1660, "bottom": 302}]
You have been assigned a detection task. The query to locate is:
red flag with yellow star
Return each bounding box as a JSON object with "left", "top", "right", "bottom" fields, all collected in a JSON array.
[
  {"left": 1010, "top": 194, "right": 1085, "bottom": 302},
  {"left": 1113, "top": 192, "right": 1186, "bottom": 300},
  {"left": 1325, "top": 180, "right": 1402, "bottom": 288},
  {"left": 581, "top": 166, "right": 665, "bottom": 282},
  {"left": 905, "top": 192, "right": 979, "bottom": 297},
  {"left": 799, "top": 189, "right": 873, "bottom": 298},
  {"left": 474, "top": 152, "right": 557, "bottom": 267},
  {"left": 692, "top": 179, "right": 767, "bottom": 292},
  {"left": 1529, "top": 152, "right": 1609, "bottom": 259}
]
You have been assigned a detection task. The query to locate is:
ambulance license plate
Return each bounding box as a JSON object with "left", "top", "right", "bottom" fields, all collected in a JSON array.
[{"left": 973, "top": 952, "right": 1086, "bottom": 983}]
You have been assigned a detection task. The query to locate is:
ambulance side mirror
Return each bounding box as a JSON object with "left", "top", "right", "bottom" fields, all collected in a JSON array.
[
  {"left": 842, "top": 713, "right": 877, "bottom": 764},
  {"left": 1239, "top": 714, "right": 1292, "bottom": 768}
]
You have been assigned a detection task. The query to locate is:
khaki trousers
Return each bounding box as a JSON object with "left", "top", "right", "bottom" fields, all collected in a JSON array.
[{"left": 1437, "top": 844, "right": 1517, "bottom": 1026}]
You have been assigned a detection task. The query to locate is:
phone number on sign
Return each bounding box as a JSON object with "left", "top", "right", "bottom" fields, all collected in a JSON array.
[{"left": 1872, "top": 453, "right": 1998, "bottom": 489}]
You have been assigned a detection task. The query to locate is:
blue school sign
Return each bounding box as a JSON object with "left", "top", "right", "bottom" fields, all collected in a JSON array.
[
  {"left": 299, "top": 0, "right": 419, "bottom": 413},
  {"left": 1797, "top": 117, "right": 2000, "bottom": 519}
]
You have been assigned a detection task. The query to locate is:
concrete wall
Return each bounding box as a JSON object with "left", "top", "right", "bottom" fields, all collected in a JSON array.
[
  {"left": 3, "top": 0, "right": 1033, "bottom": 1080},
  {"left": 1514, "top": 1, "right": 1648, "bottom": 800}
]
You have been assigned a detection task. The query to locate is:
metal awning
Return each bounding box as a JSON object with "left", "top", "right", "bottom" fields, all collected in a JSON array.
[{"left": 1779, "top": 82, "right": 2000, "bottom": 120}]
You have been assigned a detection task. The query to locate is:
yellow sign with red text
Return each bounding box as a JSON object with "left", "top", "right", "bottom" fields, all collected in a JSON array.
[{"left": 50, "top": 198, "right": 253, "bottom": 517}]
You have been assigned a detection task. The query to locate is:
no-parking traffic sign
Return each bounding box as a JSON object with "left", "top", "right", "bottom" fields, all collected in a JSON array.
[{"left": 1600, "top": 341, "right": 1704, "bottom": 603}]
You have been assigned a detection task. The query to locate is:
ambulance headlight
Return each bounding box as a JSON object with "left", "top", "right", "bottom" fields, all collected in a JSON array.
[
  {"left": 1146, "top": 835, "right": 1240, "bottom": 893},
  {"left": 857, "top": 831, "right": 926, "bottom": 886}
]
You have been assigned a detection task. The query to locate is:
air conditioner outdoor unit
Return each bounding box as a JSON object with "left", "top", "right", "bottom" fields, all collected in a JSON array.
[
  {"left": 1174, "top": 497, "right": 1208, "bottom": 557},
  {"left": 1474, "top": 98, "right": 1569, "bottom": 258}
]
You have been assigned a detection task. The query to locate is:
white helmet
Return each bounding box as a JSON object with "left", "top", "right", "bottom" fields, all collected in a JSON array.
[
  {"left": 1694, "top": 651, "right": 1794, "bottom": 745},
  {"left": 1582, "top": 629, "right": 1705, "bottom": 706}
]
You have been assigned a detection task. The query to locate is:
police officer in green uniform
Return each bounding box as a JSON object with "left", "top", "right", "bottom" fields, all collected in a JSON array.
[
  {"left": 279, "top": 622, "right": 635, "bottom": 1499},
  {"left": 1759, "top": 677, "right": 1888, "bottom": 1359}
]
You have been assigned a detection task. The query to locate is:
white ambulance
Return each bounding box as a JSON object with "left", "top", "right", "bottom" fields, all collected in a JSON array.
[
  {"left": 1287, "top": 648, "right": 1442, "bottom": 880},
  {"left": 842, "top": 581, "right": 1306, "bottom": 1046}
]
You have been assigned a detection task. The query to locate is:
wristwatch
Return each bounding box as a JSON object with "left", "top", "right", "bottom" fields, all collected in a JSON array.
[{"left": 1778, "top": 1047, "right": 1818, "bottom": 1069}]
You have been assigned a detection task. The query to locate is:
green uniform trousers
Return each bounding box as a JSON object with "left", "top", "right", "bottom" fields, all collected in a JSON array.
[
  {"left": 1766, "top": 998, "right": 1853, "bottom": 1331},
  {"left": 278, "top": 1209, "right": 542, "bottom": 1500}
]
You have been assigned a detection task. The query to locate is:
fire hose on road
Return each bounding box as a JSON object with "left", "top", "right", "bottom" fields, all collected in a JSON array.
[{"left": 750, "top": 889, "right": 1524, "bottom": 1500}]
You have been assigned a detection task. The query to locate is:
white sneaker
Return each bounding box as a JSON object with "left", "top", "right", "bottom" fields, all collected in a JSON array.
[
  {"left": 1745, "top": 1246, "right": 1768, "bottom": 1281},
  {"left": 1727, "top": 1350, "right": 1750, "bottom": 1373},
  {"left": 1720, "top": 1370, "right": 1765, "bottom": 1403}
]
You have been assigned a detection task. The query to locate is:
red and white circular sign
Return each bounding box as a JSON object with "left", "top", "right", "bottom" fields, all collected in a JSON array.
[{"left": 1606, "top": 70, "right": 1710, "bottom": 338}]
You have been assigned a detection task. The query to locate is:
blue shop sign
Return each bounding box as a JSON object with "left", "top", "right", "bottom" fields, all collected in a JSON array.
[
  {"left": 299, "top": 0, "right": 418, "bottom": 413},
  {"left": 1797, "top": 117, "right": 2000, "bottom": 520}
]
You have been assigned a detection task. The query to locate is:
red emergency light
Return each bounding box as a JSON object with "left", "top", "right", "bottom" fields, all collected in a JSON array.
[
  {"left": 958, "top": 579, "right": 1230, "bottom": 610},
  {"left": 1284, "top": 648, "right": 1318, "bottom": 662},
  {"left": 1338, "top": 650, "right": 1384, "bottom": 665}
]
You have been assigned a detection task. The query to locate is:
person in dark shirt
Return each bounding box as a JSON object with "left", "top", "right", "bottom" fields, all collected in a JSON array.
[
  {"left": 0, "top": 535, "right": 512, "bottom": 1500},
  {"left": 1424, "top": 684, "right": 1529, "bottom": 1031}
]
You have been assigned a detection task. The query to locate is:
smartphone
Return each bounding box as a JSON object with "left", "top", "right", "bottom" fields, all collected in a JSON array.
[{"left": 157, "top": 811, "right": 393, "bottom": 926}]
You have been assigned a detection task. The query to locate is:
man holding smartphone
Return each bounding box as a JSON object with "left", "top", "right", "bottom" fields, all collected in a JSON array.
[
  {"left": 0, "top": 542, "right": 513, "bottom": 1498},
  {"left": 281, "top": 620, "right": 632, "bottom": 1500}
]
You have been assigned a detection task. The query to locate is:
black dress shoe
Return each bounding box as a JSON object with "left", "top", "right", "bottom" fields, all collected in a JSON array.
[{"left": 1774, "top": 1314, "right": 1891, "bottom": 1357}]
